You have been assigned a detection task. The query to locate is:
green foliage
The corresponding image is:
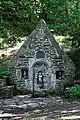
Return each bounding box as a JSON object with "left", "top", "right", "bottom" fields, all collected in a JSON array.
[
  {"left": 0, "top": 63, "right": 8, "bottom": 79},
  {"left": 0, "top": 0, "right": 80, "bottom": 49},
  {"left": 68, "top": 84, "right": 80, "bottom": 99}
]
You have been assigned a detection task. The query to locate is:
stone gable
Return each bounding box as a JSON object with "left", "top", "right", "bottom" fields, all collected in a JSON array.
[{"left": 9, "top": 20, "right": 75, "bottom": 93}]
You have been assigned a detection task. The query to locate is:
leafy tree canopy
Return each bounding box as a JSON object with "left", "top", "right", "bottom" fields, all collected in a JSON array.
[{"left": 0, "top": 0, "right": 80, "bottom": 48}]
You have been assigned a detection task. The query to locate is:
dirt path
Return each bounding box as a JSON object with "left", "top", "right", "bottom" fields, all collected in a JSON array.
[
  {"left": 0, "top": 95, "right": 80, "bottom": 119},
  {"left": 25, "top": 97, "right": 80, "bottom": 119}
]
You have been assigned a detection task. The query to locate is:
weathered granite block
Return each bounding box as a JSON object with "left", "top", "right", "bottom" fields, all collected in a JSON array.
[{"left": 0, "top": 86, "right": 13, "bottom": 98}]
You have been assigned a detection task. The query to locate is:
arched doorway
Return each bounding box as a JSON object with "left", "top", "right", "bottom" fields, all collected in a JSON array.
[{"left": 32, "top": 61, "right": 49, "bottom": 91}]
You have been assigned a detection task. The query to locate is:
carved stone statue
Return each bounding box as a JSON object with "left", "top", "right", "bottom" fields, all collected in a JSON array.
[{"left": 37, "top": 71, "right": 44, "bottom": 88}]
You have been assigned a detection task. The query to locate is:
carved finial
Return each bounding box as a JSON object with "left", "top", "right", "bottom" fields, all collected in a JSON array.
[
  {"left": 40, "top": 19, "right": 46, "bottom": 28},
  {"left": 36, "top": 19, "right": 47, "bottom": 29},
  {"left": 40, "top": 19, "right": 46, "bottom": 24}
]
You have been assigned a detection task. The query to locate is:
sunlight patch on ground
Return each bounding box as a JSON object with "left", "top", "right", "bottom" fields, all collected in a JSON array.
[
  {"left": 54, "top": 35, "right": 71, "bottom": 51},
  {"left": 60, "top": 115, "right": 80, "bottom": 120},
  {"left": 0, "top": 42, "right": 23, "bottom": 58},
  {"left": 32, "top": 116, "right": 47, "bottom": 120},
  {"left": 60, "top": 109, "right": 80, "bottom": 114},
  {"left": 33, "top": 109, "right": 41, "bottom": 113}
]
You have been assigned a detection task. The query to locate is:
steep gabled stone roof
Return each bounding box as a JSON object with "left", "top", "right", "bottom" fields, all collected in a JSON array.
[
  {"left": 14, "top": 19, "right": 63, "bottom": 58},
  {"left": 9, "top": 19, "right": 75, "bottom": 70}
]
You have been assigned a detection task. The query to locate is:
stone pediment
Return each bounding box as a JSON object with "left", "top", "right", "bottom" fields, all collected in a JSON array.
[{"left": 13, "top": 20, "right": 63, "bottom": 59}]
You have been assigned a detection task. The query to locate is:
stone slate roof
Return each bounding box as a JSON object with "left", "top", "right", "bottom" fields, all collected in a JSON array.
[
  {"left": 14, "top": 20, "right": 63, "bottom": 58},
  {"left": 10, "top": 19, "right": 75, "bottom": 70}
]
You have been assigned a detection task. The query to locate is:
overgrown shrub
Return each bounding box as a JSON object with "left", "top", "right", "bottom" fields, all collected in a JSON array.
[
  {"left": 0, "top": 63, "right": 9, "bottom": 79},
  {"left": 68, "top": 84, "right": 80, "bottom": 99}
]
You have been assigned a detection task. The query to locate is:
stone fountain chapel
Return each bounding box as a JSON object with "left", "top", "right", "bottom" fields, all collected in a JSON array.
[{"left": 9, "top": 20, "right": 75, "bottom": 93}]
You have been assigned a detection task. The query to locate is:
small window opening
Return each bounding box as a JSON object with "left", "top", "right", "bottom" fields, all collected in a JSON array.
[
  {"left": 56, "top": 71, "right": 64, "bottom": 79},
  {"left": 36, "top": 51, "right": 45, "bottom": 58},
  {"left": 21, "top": 69, "right": 28, "bottom": 79}
]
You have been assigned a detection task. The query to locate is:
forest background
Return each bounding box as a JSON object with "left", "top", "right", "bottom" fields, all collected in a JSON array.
[{"left": 0, "top": 0, "right": 80, "bottom": 79}]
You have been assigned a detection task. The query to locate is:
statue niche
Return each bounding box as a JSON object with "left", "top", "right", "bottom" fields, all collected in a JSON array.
[
  {"left": 33, "top": 61, "right": 48, "bottom": 90},
  {"left": 37, "top": 71, "right": 44, "bottom": 88}
]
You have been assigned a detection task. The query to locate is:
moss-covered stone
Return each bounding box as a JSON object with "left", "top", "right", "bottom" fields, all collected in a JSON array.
[{"left": 0, "top": 86, "right": 13, "bottom": 98}]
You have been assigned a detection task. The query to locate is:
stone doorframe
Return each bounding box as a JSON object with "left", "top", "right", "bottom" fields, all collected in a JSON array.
[
  {"left": 32, "top": 60, "right": 49, "bottom": 92},
  {"left": 29, "top": 58, "right": 51, "bottom": 91}
]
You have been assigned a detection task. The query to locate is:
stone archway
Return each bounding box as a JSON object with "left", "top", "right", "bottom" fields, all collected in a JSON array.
[{"left": 32, "top": 61, "right": 49, "bottom": 91}]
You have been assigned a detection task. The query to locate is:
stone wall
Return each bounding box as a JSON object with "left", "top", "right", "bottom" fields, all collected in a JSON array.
[{"left": 9, "top": 20, "right": 75, "bottom": 94}]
